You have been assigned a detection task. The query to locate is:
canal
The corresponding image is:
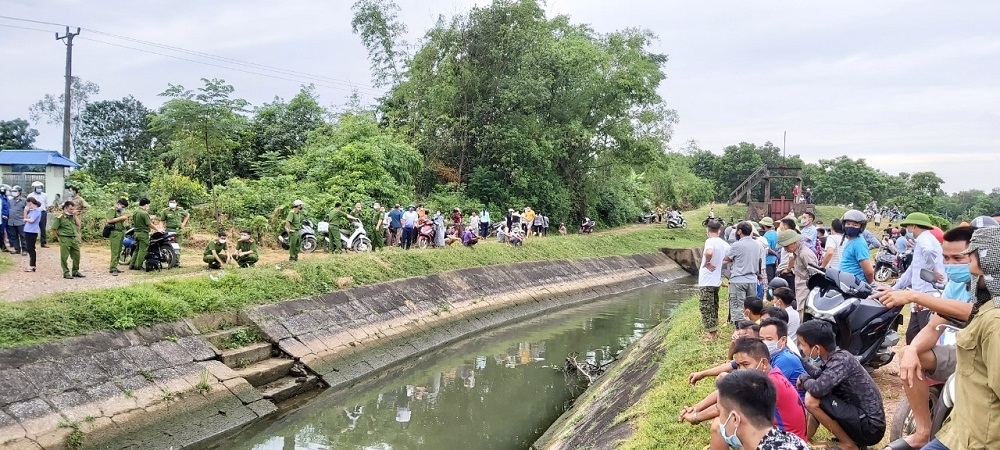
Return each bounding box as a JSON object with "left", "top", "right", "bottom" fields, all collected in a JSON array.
[{"left": 206, "top": 280, "right": 696, "bottom": 450}]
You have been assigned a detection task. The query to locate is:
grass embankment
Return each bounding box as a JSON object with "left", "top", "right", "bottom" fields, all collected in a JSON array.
[{"left": 0, "top": 224, "right": 684, "bottom": 349}]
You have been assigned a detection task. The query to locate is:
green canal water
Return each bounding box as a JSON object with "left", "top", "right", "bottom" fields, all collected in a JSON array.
[{"left": 207, "top": 280, "right": 696, "bottom": 450}]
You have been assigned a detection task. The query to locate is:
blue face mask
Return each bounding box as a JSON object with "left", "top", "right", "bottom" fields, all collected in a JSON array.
[
  {"left": 945, "top": 264, "right": 971, "bottom": 283},
  {"left": 844, "top": 226, "right": 862, "bottom": 238},
  {"left": 807, "top": 347, "right": 823, "bottom": 365},
  {"left": 720, "top": 412, "right": 743, "bottom": 448}
]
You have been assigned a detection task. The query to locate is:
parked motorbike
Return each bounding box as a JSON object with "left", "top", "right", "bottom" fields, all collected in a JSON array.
[
  {"left": 637, "top": 213, "right": 656, "bottom": 224},
  {"left": 666, "top": 213, "right": 687, "bottom": 229},
  {"left": 804, "top": 266, "right": 903, "bottom": 372},
  {"left": 340, "top": 220, "right": 373, "bottom": 252},
  {"left": 120, "top": 228, "right": 181, "bottom": 268},
  {"left": 417, "top": 221, "right": 437, "bottom": 249},
  {"left": 278, "top": 219, "right": 319, "bottom": 253},
  {"left": 581, "top": 218, "right": 596, "bottom": 234},
  {"left": 873, "top": 248, "right": 900, "bottom": 282}
]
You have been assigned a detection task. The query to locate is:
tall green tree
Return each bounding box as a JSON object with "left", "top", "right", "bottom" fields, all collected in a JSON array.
[
  {"left": 245, "top": 85, "right": 328, "bottom": 177},
  {"left": 74, "top": 96, "right": 156, "bottom": 183},
  {"left": 351, "top": 0, "right": 408, "bottom": 88},
  {"left": 150, "top": 78, "right": 249, "bottom": 189},
  {"left": 0, "top": 119, "right": 39, "bottom": 150}
]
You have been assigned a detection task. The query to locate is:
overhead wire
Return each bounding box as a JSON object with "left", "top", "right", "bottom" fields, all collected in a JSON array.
[{"left": 0, "top": 14, "right": 382, "bottom": 96}]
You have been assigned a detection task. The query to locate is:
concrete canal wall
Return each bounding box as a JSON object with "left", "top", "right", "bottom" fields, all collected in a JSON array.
[{"left": 0, "top": 252, "right": 688, "bottom": 450}]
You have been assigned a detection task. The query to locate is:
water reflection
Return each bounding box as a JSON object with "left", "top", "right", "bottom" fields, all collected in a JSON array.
[{"left": 209, "top": 281, "right": 695, "bottom": 450}]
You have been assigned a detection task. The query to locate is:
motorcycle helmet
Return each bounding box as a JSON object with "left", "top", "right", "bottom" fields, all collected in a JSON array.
[
  {"left": 0, "top": 184, "right": 8, "bottom": 194},
  {"left": 768, "top": 277, "right": 789, "bottom": 290},
  {"left": 970, "top": 216, "right": 999, "bottom": 229},
  {"left": 11, "top": 185, "right": 22, "bottom": 193},
  {"left": 31, "top": 181, "right": 44, "bottom": 188},
  {"left": 842, "top": 209, "right": 867, "bottom": 235}
]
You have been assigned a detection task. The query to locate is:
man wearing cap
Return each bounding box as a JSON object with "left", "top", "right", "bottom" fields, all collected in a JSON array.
[
  {"left": 893, "top": 212, "right": 945, "bottom": 344},
  {"left": 284, "top": 200, "right": 306, "bottom": 261},
  {"left": 928, "top": 226, "right": 1000, "bottom": 450},
  {"left": 159, "top": 198, "right": 190, "bottom": 264},
  {"left": 27, "top": 181, "right": 48, "bottom": 247},
  {"left": 233, "top": 229, "right": 259, "bottom": 267},
  {"left": 761, "top": 217, "right": 779, "bottom": 282},
  {"left": 778, "top": 228, "right": 817, "bottom": 319}
]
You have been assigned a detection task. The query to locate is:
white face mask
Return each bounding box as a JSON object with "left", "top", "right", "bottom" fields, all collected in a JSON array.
[
  {"left": 218, "top": 238, "right": 227, "bottom": 244},
  {"left": 169, "top": 202, "right": 177, "bottom": 208},
  {"left": 240, "top": 235, "right": 250, "bottom": 241}
]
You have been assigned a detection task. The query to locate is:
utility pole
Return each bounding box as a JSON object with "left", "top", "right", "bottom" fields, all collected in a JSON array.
[
  {"left": 56, "top": 27, "right": 81, "bottom": 159},
  {"left": 783, "top": 131, "right": 787, "bottom": 160}
]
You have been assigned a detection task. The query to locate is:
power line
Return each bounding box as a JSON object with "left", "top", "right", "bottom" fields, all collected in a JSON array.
[
  {"left": 0, "top": 14, "right": 380, "bottom": 93},
  {"left": 0, "top": 23, "right": 58, "bottom": 33},
  {"left": 79, "top": 36, "right": 378, "bottom": 95}
]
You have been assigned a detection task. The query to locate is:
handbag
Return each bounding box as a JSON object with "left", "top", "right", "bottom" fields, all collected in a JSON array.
[{"left": 102, "top": 223, "right": 115, "bottom": 238}]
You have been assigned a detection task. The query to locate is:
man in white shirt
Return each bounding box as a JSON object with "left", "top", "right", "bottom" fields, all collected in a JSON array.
[
  {"left": 893, "top": 212, "right": 945, "bottom": 345},
  {"left": 699, "top": 220, "right": 731, "bottom": 340}
]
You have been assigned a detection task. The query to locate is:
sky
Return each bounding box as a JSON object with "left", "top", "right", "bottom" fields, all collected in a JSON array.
[{"left": 1, "top": 0, "right": 998, "bottom": 194}]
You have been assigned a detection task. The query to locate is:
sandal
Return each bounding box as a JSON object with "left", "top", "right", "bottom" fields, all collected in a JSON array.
[{"left": 24, "top": 267, "right": 35, "bottom": 272}]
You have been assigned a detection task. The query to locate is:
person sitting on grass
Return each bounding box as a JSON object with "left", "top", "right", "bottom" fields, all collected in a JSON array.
[
  {"left": 761, "top": 306, "right": 788, "bottom": 323},
  {"left": 444, "top": 226, "right": 462, "bottom": 246},
  {"left": 233, "top": 229, "right": 258, "bottom": 268},
  {"left": 461, "top": 226, "right": 479, "bottom": 248},
  {"left": 771, "top": 287, "right": 801, "bottom": 351},
  {"left": 728, "top": 320, "right": 759, "bottom": 359},
  {"left": 508, "top": 226, "right": 524, "bottom": 247},
  {"left": 714, "top": 369, "right": 810, "bottom": 449},
  {"left": 758, "top": 317, "right": 806, "bottom": 400},
  {"left": 796, "top": 320, "right": 886, "bottom": 450},
  {"left": 680, "top": 338, "right": 808, "bottom": 448},
  {"left": 743, "top": 296, "right": 765, "bottom": 323},
  {"left": 558, "top": 222, "right": 567, "bottom": 235},
  {"left": 203, "top": 231, "right": 229, "bottom": 270}
]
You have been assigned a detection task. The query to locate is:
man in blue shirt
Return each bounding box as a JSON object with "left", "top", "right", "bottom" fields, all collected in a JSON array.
[
  {"left": 838, "top": 210, "right": 874, "bottom": 283},
  {"left": 758, "top": 317, "right": 806, "bottom": 399},
  {"left": 388, "top": 204, "right": 404, "bottom": 247},
  {"left": 762, "top": 217, "right": 779, "bottom": 282}
]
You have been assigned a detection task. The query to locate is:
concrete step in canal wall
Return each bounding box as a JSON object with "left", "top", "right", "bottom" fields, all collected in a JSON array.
[{"left": 0, "top": 252, "right": 686, "bottom": 450}]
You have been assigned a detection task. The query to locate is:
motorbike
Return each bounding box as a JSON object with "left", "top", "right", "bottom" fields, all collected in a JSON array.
[
  {"left": 120, "top": 228, "right": 181, "bottom": 268},
  {"left": 666, "top": 213, "right": 687, "bottom": 229},
  {"left": 338, "top": 220, "right": 373, "bottom": 252},
  {"left": 580, "top": 218, "right": 596, "bottom": 234},
  {"left": 638, "top": 213, "right": 656, "bottom": 224},
  {"left": 417, "top": 221, "right": 437, "bottom": 249},
  {"left": 873, "top": 248, "right": 901, "bottom": 282},
  {"left": 278, "top": 219, "right": 320, "bottom": 253},
  {"left": 804, "top": 266, "right": 903, "bottom": 372}
]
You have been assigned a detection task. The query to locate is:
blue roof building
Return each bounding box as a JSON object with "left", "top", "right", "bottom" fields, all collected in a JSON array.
[{"left": 0, "top": 150, "right": 79, "bottom": 207}]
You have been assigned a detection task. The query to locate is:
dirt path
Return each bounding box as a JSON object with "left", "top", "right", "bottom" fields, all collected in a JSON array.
[{"left": 0, "top": 241, "right": 332, "bottom": 302}]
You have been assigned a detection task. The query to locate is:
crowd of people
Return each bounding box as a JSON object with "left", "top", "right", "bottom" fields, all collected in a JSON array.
[
  {"left": 865, "top": 201, "right": 906, "bottom": 228},
  {"left": 695, "top": 206, "right": 1000, "bottom": 449}
]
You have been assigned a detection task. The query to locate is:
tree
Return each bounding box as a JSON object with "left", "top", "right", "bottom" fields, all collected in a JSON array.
[
  {"left": 150, "top": 78, "right": 249, "bottom": 189},
  {"left": 351, "top": 0, "right": 408, "bottom": 88},
  {"left": 0, "top": 119, "right": 39, "bottom": 150},
  {"left": 245, "top": 85, "right": 328, "bottom": 177},
  {"left": 28, "top": 78, "right": 100, "bottom": 155},
  {"left": 74, "top": 96, "right": 156, "bottom": 183}
]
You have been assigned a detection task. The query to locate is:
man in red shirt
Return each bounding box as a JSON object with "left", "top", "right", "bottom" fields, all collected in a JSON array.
[{"left": 679, "top": 338, "right": 807, "bottom": 449}]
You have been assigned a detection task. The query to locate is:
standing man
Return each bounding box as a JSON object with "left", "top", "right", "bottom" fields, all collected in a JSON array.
[
  {"left": 799, "top": 212, "right": 818, "bottom": 255},
  {"left": 724, "top": 222, "right": 761, "bottom": 324},
  {"left": 328, "top": 202, "right": 358, "bottom": 253},
  {"left": 479, "top": 206, "right": 491, "bottom": 238},
  {"left": 0, "top": 184, "right": 8, "bottom": 252},
  {"left": 6, "top": 186, "right": 26, "bottom": 254},
  {"left": 107, "top": 198, "right": 129, "bottom": 276},
  {"left": 893, "top": 212, "right": 945, "bottom": 345},
  {"left": 873, "top": 210, "right": 882, "bottom": 230},
  {"left": 51, "top": 201, "right": 84, "bottom": 279},
  {"left": 67, "top": 185, "right": 90, "bottom": 213},
  {"left": 778, "top": 229, "right": 818, "bottom": 319},
  {"left": 401, "top": 205, "right": 418, "bottom": 249},
  {"left": 159, "top": 198, "right": 190, "bottom": 266},
  {"left": 698, "top": 220, "right": 730, "bottom": 340},
  {"left": 233, "top": 229, "right": 258, "bottom": 267},
  {"left": 371, "top": 202, "right": 385, "bottom": 251},
  {"left": 388, "top": 204, "right": 403, "bottom": 247},
  {"left": 129, "top": 198, "right": 159, "bottom": 270},
  {"left": 284, "top": 200, "right": 305, "bottom": 261},
  {"left": 27, "top": 181, "right": 48, "bottom": 247},
  {"left": 761, "top": 217, "right": 779, "bottom": 282}
]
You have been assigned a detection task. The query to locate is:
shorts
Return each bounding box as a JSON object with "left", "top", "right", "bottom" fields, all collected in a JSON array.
[
  {"left": 820, "top": 395, "right": 886, "bottom": 446},
  {"left": 926, "top": 345, "right": 957, "bottom": 382}
]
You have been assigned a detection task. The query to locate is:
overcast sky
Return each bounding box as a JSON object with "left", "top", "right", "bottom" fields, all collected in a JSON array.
[{"left": 2, "top": 0, "right": 998, "bottom": 193}]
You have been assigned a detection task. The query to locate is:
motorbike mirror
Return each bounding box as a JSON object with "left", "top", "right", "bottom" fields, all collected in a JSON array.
[{"left": 919, "top": 268, "right": 937, "bottom": 284}]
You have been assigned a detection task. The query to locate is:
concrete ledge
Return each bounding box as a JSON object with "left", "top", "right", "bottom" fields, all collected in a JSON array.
[{"left": 243, "top": 253, "right": 687, "bottom": 391}]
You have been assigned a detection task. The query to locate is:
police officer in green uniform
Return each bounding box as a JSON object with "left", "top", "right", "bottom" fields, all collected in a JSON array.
[
  {"left": 159, "top": 198, "right": 190, "bottom": 265},
  {"left": 107, "top": 198, "right": 130, "bottom": 276},
  {"left": 328, "top": 202, "right": 350, "bottom": 253},
  {"left": 51, "top": 201, "right": 84, "bottom": 279},
  {"left": 130, "top": 198, "right": 159, "bottom": 270},
  {"left": 233, "top": 229, "right": 259, "bottom": 267},
  {"left": 284, "top": 200, "right": 305, "bottom": 261},
  {"left": 203, "top": 231, "right": 229, "bottom": 269},
  {"left": 370, "top": 202, "right": 385, "bottom": 251}
]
